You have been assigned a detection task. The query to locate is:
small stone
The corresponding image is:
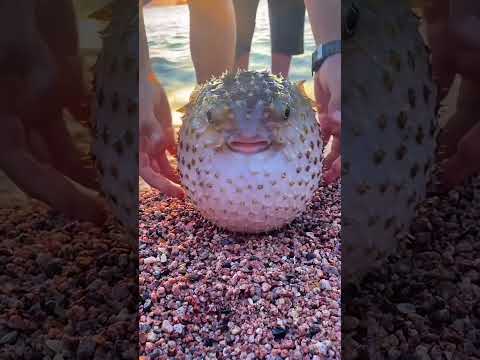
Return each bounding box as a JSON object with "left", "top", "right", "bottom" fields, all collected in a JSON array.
[
  {"left": 0, "top": 331, "right": 17, "bottom": 345},
  {"left": 320, "top": 279, "right": 332, "bottom": 290},
  {"left": 143, "top": 256, "right": 157, "bottom": 265},
  {"left": 397, "top": 303, "right": 416, "bottom": 314},
  {"left": 160, "top": 253, "right": 168, "bottom": 263},
  {"left": 173, "top": 324, "right": 185, "bottom": 335},
  {"left": 204, "top": 338, "right": 215, "bottom": 347},
  {"left": 310, "top": 340, "right": 331, "bottom": 355},
  {"left": 261, "top": 282, "right": 271, "bottom": 292},
  {"left": 272, "top": 327, "right": 288, "bottom": 340},
  {"left": 143, "top": 299, "right": 152, "bottom": 312},
  {"left": 46, "top": 339, "right": 63, "bottom": 353},
  {"left": 147, "top": 331, "right": 159, "bottom": 342},
  {"left": 231, "top": 326, "right": 241, "bottom": 335},
  {"left": 162, "top": 320, "right": 173, "bottom": 333},
  {"left": 415, "top": 345, "right": 431, "bottom": 360},
  {"left": 156, "top": 287, "right": 166, "bottom": 297}
]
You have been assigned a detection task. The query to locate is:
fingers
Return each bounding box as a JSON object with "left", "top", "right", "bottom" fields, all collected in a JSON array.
[
  {"left": 31, "top": 107, "right": 100, "bottom": 191},
  {"left": 439, "top": 122, "right": 480, "bottom": 191},
  {"left": 140, "top": 153, "right": 185, "bottom": 199},
  {"left": 440, "top": 156, "right": 471, "bottom": 191},
  {"left": 318, "top": 113, "right": 340, "bottom": 146},
  {"left": 315, "top": 63, "right": 341, "bottom": 185},
  {"left": 140, "top": 134, "right": 177, "bottom": 184},
  {"left": 155, "top": 152, "right": 181, "bottom": 184},
  {"left": 323, "top": 136, "right": 341, "bottom": 171},
  {"left": 318, "top": 111, "right": 341, "bottom": 179},
  {"left": 327, "top": 83, "right": 341, "bottom": 115},
  {"left": 0, "top": 114, "right": 106, "bottom": 224},
  {"left": 1, "top": 150, "right": 107, "bottom": 224},
  {"left": 151, "top": 75, "right": 178, "bottom": 156},
  {"left": 324, "top": 156, "right": 341, "bottom": 184}
]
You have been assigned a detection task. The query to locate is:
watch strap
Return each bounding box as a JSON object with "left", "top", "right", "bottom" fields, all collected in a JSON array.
[{"left": 312, "top": 40, "right": 341, "bottom": 75}]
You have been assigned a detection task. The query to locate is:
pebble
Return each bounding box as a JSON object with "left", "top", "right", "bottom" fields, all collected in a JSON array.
[
  {"left": 139, "top": 184, "right": 341, "bottom": 358},
  {"left": 0, "top": 202, "right": 138, "bottom": 359},
  {"left": 144, "top": 257, "right": 157, "bottom": 265},
  {"left": 162, "top": 320, "right": 173, "bottom": 333},
  {"left": 0, "top": 331, "right": 17, "bottom": 345},
  {"left": 261, "top": 282, "right": 271, "bottom": 292},
  {"left": 160, "top": 253, "right": 168, "bottom": 263},
  {"left": 320, "top": 279, "right": 332, "bottom": 291},
  {"left": 231, "top": 326, "right": 241, "bottom": 335},
  {"left": 343, "top": 174, "right": 480, "bottom": 359},
  {"left": 147, "top": 331, "right": 159, "bottom": 342},
  {"left": 272, "top": 327, "right": 288, "bottom": 340},
  {"left": 173, "top": 324, "right": 185, "bottom": 335},
  {"left": 397, "top": 303, "right": 416, "bottom": 314}
]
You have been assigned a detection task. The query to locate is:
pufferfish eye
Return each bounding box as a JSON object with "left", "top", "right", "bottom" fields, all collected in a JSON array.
[{"left": 283, "top": 106, "right": 291, "bottom": 120}]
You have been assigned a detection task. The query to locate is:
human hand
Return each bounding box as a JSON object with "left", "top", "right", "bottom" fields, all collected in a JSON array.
[
  {"left": 423, "top": 2, "right": 480, "bottom": 94},
  {"left": 314, "top": 53, "right": 341, "bottom": 184},
  {"left": 0, "top": 1, "right": 107, "bottom": 224},
  {"left": 439, "top": 121, "right": 480, "bottom": 191},
  {"left": 139, "top": 6, "right": 184, "bottom": 198},
  {"left": 139, "top": 75, "right": 185, "bottom": 199},
  {"left": 424, "top": 18, "right": 456, "bottom": 99},
  {"left": 319, "top": 111, "right": 341, "bottom": 184}
]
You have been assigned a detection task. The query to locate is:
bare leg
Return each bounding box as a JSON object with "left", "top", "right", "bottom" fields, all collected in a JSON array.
[
  {"left": 188, "top": 0, "right": 236, "bottom": 83},
  {"left": 234, "top": 52, "right": 250, "bottom": 72},
  {"left": 271, "top": 53, "right": 292, "bottom": 77},
  {"left": 304, "top": 0, "right": 341, "bottom": 45}
]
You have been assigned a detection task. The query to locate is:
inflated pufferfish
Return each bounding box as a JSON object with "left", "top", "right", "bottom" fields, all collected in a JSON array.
[{"left": 178, "top": 70, "right": 323, "bottom": 233}]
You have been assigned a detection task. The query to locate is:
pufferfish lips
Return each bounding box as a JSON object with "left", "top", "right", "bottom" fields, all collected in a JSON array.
[{"left": 226, "top": 135, "right": 272, "bottom": 154}]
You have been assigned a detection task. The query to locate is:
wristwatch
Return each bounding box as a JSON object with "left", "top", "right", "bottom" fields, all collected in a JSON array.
[{"left": 311, "top": 40, "right": 341, "bottom": 75}]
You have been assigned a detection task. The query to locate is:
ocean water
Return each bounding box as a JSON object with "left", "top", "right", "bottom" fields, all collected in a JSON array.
[{"left": 144, "top": 1, "right": 316, "bottom": 125}]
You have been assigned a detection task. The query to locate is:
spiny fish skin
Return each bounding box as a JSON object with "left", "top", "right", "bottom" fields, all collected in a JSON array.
[
  {"left": 342, "top": 0, "right": 439, "bottom": 283},
  {"left": 93, "top": 2, "right": 138, "bottom": 241},
  {"left": 178, "top": 70, "right": 323, "bottom": 233}
]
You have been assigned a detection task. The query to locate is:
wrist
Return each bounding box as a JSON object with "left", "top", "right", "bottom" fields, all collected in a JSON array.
[
  {"left": 317, "top": 53, "right": 340, "bottom": 74},
  {"left": 312, "top": 40, "right": 341, "bottom": 75}
]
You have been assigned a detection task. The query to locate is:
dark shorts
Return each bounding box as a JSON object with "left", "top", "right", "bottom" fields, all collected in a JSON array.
[{"left": 233, "top": 0, "right": 306, "bottom": 57}]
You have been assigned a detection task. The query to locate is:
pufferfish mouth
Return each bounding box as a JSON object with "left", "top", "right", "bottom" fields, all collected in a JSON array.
[{"left": 226, "top": 136, "right": 272, "bottom": 154}]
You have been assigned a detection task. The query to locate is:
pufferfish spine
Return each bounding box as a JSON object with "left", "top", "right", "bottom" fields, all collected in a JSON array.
[
  {"left": 342, "top": 0, "right": 439, "bottom": 283},
  {"left": 92, "top": 0, "right": 139, "bottom": 239}
]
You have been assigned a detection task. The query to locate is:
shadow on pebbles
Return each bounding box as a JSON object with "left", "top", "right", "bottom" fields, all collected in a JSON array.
[
  {"left": 344, "top": 175, "right": 480, "bottom": 359},
  {"left": 139, "top": 183, "right": 341, "bottom": 359},
  {"left": 0, "top": 203, "right": 138, "bottom": 359}
]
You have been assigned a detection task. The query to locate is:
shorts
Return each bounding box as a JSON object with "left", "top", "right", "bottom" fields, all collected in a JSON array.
[{"left": 233, "top": 0, "right": 306, "bottom": 57}]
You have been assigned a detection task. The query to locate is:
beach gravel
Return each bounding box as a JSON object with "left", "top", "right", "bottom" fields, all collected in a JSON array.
[
  {"left": 139, "top": 182, "right": 341, "bottom": 359},
  {"left": 0, "top": 203, "right": 138, "bottom": 359},
  {"left": 343, "top": 174, "right": 480, "bottom": 359}
]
